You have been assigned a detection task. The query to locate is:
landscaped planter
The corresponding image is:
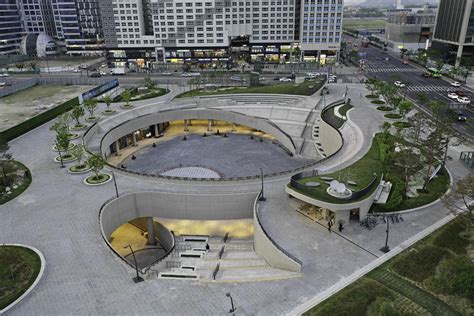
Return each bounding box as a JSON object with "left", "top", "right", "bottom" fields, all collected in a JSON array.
[
  {"left": 101, "top": 109, "right": 117, "bottom": 116},
  {"left": 376, "top": 106, "right": 393, "bottom": 112},
  {"left": 67, "top": 133, "right": 80, "bottom": 140},
  {"left": 393, "top": 121, "right": 412, "bottom": 128},
  {"left": 68, "top": 164, "right": 92, "bottom": 174},
  {"left": 52, "top": 143, "right": 75, "bottom": 152},
  {"left": 84, "top": 173, "right": 112, "bottom": 186},
  {"left": 70, "top": 124, "right": 88, "bottom": 131},
  {"left": 120, "top": 104, "right": 134, "bottom": 109},
  {"left": 53, "top": 154, "right": 77, "bottom": 163},
  {"left": 85, "top": 116, "right": 99, "bottom": 123},
  {"left": 371, "top": 100, "right": 386, "bottom": 105},
  {"left": 366, "top": 94, "right": 379, "bottom": 99},
  {"left": 384, "top": 113, "right": 403, "bottom": 119}
]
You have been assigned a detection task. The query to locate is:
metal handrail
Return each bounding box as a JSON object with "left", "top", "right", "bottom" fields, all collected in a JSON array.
[{"left": 212, "top": 263, "right": 220, "bottom": 280}]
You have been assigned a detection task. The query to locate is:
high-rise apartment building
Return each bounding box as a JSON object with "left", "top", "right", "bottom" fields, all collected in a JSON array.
[
  {"left": 102, "top": 0, "right": 343, "bottom": 67},
  {"left": 432, "top": 0, "right": 474, "bottom": 66},
  {"left": 0, "top": 0, "right": 24, "bottom": 55}
]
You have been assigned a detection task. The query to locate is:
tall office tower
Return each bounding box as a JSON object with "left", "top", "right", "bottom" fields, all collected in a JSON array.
[
  {"left": 102, "top": 0, "right": 343, "bottom": 67},
  {"left": 18, "top": 0, "right": 56, "bottom": 36},
  {"left": 432, "top": 0, "right": 474, "bottom": 66},
  {"left": 51, "top": 0, "right": 105, "bottom": 56},
  {"left": 0, "top": 0, "right": 24, "bottom": 55}
]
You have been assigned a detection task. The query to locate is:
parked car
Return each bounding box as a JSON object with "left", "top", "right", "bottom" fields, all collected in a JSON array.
[
  {"left": 305, "top": 72, "right": 320, "bottom": 78},
  {"left": 457, "top": 96, "right": 471, "bottom": 104},
  {"left": 0, "top": 82, "right": 6, "bottom": 87},
  {"left": 99, "top": 71, "right": 107, "bottom": 76},
  {"left": 394, "top": 81, "right": 406, "bottom": 88},
  {"left": 279, "top": 77, "right": 293, "bottom": 82},
  {"left": 454, "top": 90, "right": 465, "bottom": 97},
  {"left": 231, "top": 76, "right": 246, "bottom": 82},
  {"left": 100, "top": 63, "right": 107, "bottom": 68},
  {"left": 451, "top": 81, "right": 461, "bottom": 87},
  {"left": 448, "top": 92, "right": 459, "bottom": 99},
  {"left": 161, "top": 72, "right": 172, "bottom": 76},
  {"left": 73, "top": 69, "right": 80, "bottom": 73},
  {"left": 0, "top": 73, "right": 9, "bottom": 77}
]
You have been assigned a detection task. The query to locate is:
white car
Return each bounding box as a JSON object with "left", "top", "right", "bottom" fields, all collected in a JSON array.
[
  {"left": 305, "top": 72, "right": 320, "bottom": 78},
  {"left": 181, "top": 72, "right": 200, "bottom": 77},
  {"left": 73, "top": 69, "right": 80, "bottom": 73},
  {"left": 451, "top": 81, "right": 461, "bottom": 87},
  {"left": 0, "top": 73, "right": 9, "bottom": 77},
  {"left": 457, "top": 96, "right": 471, "bottom": 104},
  {"left": 394, "top": 81, "right": 406, "bottom": 88},
  {"left": 161, "top": 72, "right": 172, "bottom": 76},
  {"left": 279, "top": 77, "right": 293, "bottom": 82},
  {"left": 230, "top": 76, "right": 246, "bottom": 82},
  {"left": 448, "top": 92, "right": 459, "bottom": 99},
  {"left": 99, "top": 71, "right": 107, "bottom": 76}
]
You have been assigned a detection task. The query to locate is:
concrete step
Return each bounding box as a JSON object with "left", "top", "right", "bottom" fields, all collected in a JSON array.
[
  {"left": 214, "top": 267, "right": 301, "bottom": 282},
  {"left": 198, "top": 258, "right": 268, "bottom": 269}
]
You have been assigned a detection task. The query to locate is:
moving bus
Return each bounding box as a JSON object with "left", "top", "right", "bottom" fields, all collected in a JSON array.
[{"left": 427, "top": 68, "right": 442, "bottom": 78}]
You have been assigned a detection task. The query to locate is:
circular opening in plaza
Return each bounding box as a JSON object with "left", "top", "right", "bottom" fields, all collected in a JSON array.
[{"left": 109, "top": 119, "right": 313, "bottom": 179}]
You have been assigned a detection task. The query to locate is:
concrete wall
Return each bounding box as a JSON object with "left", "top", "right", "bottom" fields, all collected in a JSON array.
[
  {"left": 253, "top": 196, "right": 302, "bottom": 272},
  {"left": 99, "top": 108, "right": 297, "bottom": 157},
  {"left": 285, "top": 185, "right": 379, "bottom": 224},
  {"left": 100, "top": 191, "right": 257, "bottom": 241},
  {"left": 318, "top": 117, "right": 343, "bottom": 157},
  {"left": 153, "top": 221, "right": 174, "bottom": 252}
]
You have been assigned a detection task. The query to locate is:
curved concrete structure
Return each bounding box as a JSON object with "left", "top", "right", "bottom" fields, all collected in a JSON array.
[{"left": 84, "top": 106, "right": 297, "bottom": 157}]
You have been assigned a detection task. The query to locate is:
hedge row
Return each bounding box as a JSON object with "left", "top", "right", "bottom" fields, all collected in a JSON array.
[{"left": 0, "top": 97, "right": 80, "bottom": 142}]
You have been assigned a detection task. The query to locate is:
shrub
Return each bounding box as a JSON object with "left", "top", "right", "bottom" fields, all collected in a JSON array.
[
  {"left": 384, "top": 113, "right": 403, "bottom": 119},
  {"left": 391, "top": 245, "right": 449, "bottom": 283},
  {"left": 371, "top": 100, "right": 385, "bottom": 105},
  {"left": 433, "top": 220, "right": 469, "bottom": 255},
  {"left": 427, "top": 256, "right": 474, "bottom": 299},
  {"left": 376, "top": 106, "right": 393, "bottom": 111},
  {"left": 393, "top": 122, "right": 412, "bottom": 128}
]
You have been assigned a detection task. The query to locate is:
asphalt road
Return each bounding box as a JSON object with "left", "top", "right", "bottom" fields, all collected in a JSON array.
[{"left": 353, "top": 42, "right": 474, "bottom": 138}]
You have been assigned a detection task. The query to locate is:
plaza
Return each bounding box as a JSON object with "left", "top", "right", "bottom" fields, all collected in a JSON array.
[{"left": 1, "top": 73, "right": 471, "bottom": 315}]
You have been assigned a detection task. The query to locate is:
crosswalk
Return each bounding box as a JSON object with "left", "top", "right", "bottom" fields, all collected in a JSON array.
[
  {"left": 406, "top": 85, "right": 449, "bottom": 92},
  {"left": 366, "top": 67, "right": 420, "bottom": 73}
]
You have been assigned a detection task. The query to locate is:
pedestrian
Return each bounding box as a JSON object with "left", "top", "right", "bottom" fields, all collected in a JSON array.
[
  {"left": 338, "top": 222, "right": 343, "bottom": 232},
  {"left": 205, "top": 243, "right": 210, "bottom": 251},
  {"left": 327, "top": 220, "right": 332, "bottom": 233}
]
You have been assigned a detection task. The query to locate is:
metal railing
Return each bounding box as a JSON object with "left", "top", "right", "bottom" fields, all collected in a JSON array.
[
  {"left": 212, "top": 263, "right": 220, "bottom": 280},
  {"left": 218, "top": 245, "right": 225, "bottom": 260}
]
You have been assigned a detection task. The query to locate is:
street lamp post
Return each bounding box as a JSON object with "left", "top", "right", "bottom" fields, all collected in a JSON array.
[
  {"left": 112, "top": 171, "right": 119, "bottom": 198},
  {"left": 226, "top": 293, "right": 236, "bottom": 314},
  {"left": 259, "top": 168, "right": 266, "bottom": 201},
  {"left": 381, "top": 218, "right": 390, "bottom": 253},
  {"left": 124, "top": 245, "right": 144, "bottom": 283}
]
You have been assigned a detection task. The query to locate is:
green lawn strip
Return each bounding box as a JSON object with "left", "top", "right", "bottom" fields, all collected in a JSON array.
[
  {"left": 0, "top": 246, "right": 41, "bottom": 309},
  {"left": 175, "top": 80, "right": 325, "bottom": 98},
  {"left": 295, "top": 134, "right": 383, "bottom": 203},
  {"left": 131, "top": 88, "right": 168, "bottom": 101},
  {"left": 0, "top": 161, "right": 32, "bottom": 205},
  {"left": 337, "top": 104, "right": 354, "bottom": 117},
  {"left": 432, "top": 220, "right": 469, "bottom": 255},
  {"left": 368, "top": 270, "right": 461, "bottom": 316}
]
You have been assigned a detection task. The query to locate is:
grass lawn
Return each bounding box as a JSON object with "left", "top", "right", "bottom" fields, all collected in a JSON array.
[
  {"left": 343, "top": 19, "right": 386, "bottom": 30},
  {"left": 0, "top": 246, "right": 41, "bottom": 309},
  {"left": 293, "top": 134, "right": 383, "bottom": 204},
  {"left": 175, "top": 79, "right": 325, "bottom": 98},
  {"left": 305, "top": 217, "right": 473, "bottom": 316},
  {"left": 0, "top": 160, "right": 31, "bottom": 205}
]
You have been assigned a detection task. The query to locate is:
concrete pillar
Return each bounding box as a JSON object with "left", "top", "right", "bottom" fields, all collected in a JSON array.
[
  {"left": 317, "top": 51, "right": 321, "bottom": 65},
  {"left": 188, "top": 119, "right": 192, "bottom": 126},
  {"left": 115, "top": 140, "right": 121, "bottom": 156},
  {"left": 132, "top": 132, "right": 137, "bottom": 146},
  {"left": 146, "top": 217, "right": 156, "bottom": 245},
  {"left": 231, "top": 123, "right": 236, "bottom": 132},
  {"left": 208, "top": 119, "right": 212, "bottom": 131},
  {"left": 184, "top": 119, "right": 189, "bottom": 131},
  {"left": 154, "top": 124, "right": 159, "bottom": 136},
  {"left": 455, "top": 45, "right": 463, "bottom": 68}
]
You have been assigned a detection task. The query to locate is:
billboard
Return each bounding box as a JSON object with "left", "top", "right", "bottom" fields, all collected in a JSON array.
[{"left": 80, "top": 79, "right": 119, "bottom": 103}]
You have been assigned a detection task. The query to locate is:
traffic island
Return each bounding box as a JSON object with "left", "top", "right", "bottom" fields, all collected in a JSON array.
[
  {"left": 0, "top": 160, "right": 32, "bottom": 205},
  {"left": 68, "top": 163, "right": 92, "bottom": 174},
  {"left": 84, "top": 173, "right": 112, "bottom": 186}
]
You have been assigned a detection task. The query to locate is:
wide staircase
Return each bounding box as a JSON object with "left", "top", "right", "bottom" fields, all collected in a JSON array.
[{"left": 146, "top": 234, "right": 301, "bottom": 282}]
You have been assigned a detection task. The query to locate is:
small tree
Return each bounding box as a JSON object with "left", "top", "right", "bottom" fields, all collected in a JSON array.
[
  {"left": 441, "top": 174, "right": 474, "bottom": 228},
  {"left": 101, "top": 95, "right": 113, "bottom": 112},
  {"left": 120, "top": 90, "right": 132, "bottom": 107},
  {"left": 15, "top": 63, "right": 25, "bottom": 71},
  {"left": 141, "top": 77, "right": 156, "bottom": 90},
  {"left": 71, "top": 105, "right": 85, "bottom": 127},
  {"left": 0, "top": 137, "right": 13, "bottom": 187},
  {"left": 398, "top": 100, "right": 413, "bottom": 118},
  {"left": 416, "top": 92, "right": 429, "bottom": 105},
  {"left": 83, "top": 98, "right": 98, "bottom": 119},
  {"left": 70, "top": 144, "right": 85, "bottom": 166},
  {"left": 29, "top": 61, "right": 37, "bottom": 71},
  {"left": 53, "top": 132, "right": 70, "bottom": 168},
  {"left": 87, "top": 154, "right": 106, "bottom": 180}
]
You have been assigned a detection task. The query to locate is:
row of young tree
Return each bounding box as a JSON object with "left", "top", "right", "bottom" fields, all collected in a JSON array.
[{"left": 365, "top": 77, "right": 414, "bottom": 118}]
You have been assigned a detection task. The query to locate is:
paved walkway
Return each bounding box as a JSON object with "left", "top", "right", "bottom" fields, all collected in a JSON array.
[{"left": 1, "top": 84, "right": 472, "bottom": 315}]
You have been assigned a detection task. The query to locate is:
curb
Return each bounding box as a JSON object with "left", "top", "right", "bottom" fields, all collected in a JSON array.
[
  {"left": 83, "top": 172, "right": 112, "bottom": 186},
  {"left": 0, "top": 244, "right": 46, "bottom": 315}
]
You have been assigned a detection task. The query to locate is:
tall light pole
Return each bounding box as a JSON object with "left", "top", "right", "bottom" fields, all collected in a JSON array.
[
  {"left": 124, "top": 245, "right": 144, "bottom": 283},
  {"left": 381, "top": 219, "right": 390, "bottom": 253},
  {"left": 259, "top": 168, "right": 266, "bottom": 201},
  {"left": 112, "top": 171, "right": 119, "bottom": 198},
  {"left": 226, "top": 293, "right": 236, "bottom": 314}
]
